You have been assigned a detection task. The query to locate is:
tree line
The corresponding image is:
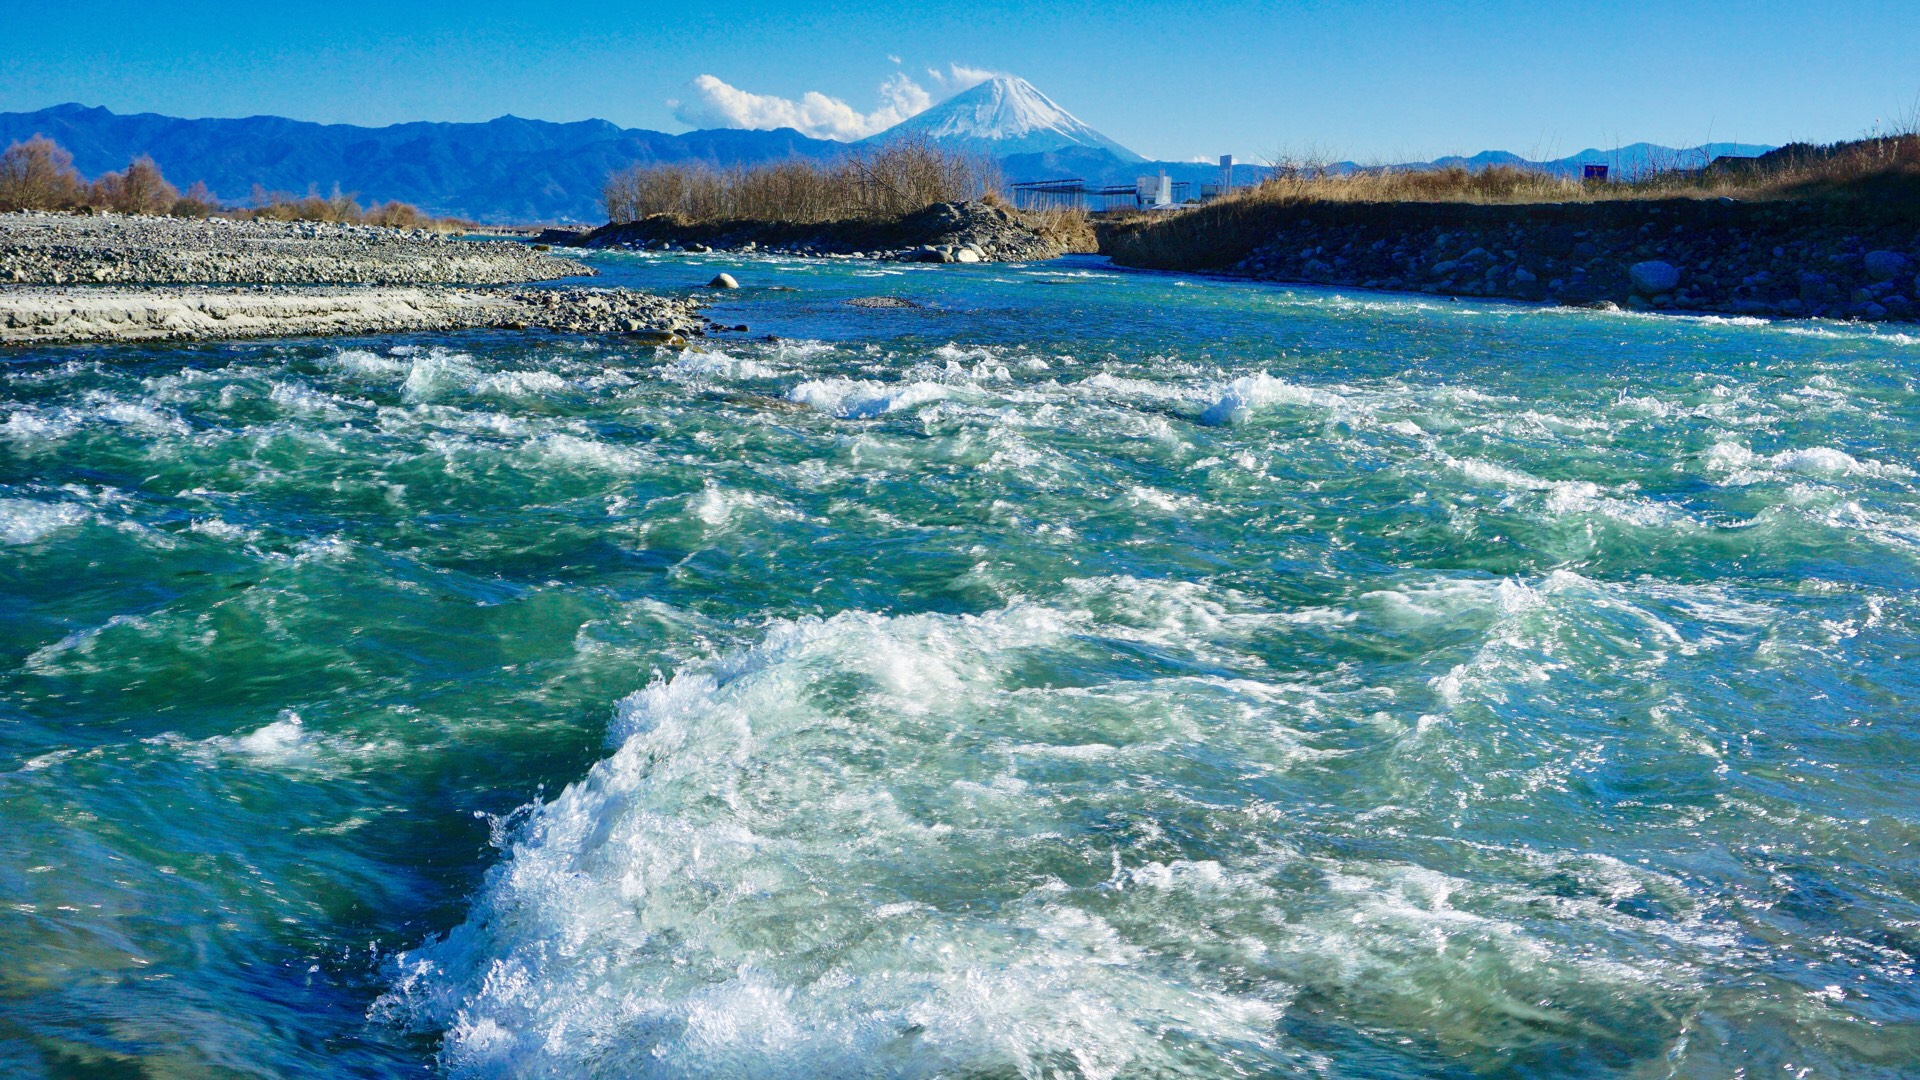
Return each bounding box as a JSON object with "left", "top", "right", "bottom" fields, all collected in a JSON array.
[{"left": 0, "top": 134, "right": 448, "bottom": 227}]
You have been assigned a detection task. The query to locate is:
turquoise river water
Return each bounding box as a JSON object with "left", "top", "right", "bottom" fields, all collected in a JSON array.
[{"left": 4, "top": 251, "right": 1920, "bottom": 1078}]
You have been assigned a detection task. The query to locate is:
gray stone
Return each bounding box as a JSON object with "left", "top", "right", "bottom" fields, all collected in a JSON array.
[
  {"left": 1629, "top": 260, "right": 1680, "bottom": 295},
  {"left": 707, "top": 273, "right": 739, "bottom": 289},
  {"left": 1513, "top": 267, "right": 1537, "bottom": 284},
  {"left": 953, "top": 247, "right": 981, "bottom": 264},
  {"left": 1863, "top": 250, "right": 1908, "bottom": 281}
]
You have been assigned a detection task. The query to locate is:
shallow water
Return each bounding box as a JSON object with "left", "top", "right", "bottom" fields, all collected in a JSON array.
[{"left": 5, "top": 252, "right": 1920, "bottom": 1077}]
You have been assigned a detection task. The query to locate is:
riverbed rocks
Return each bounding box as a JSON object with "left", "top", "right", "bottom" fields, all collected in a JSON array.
[
  {"left": 1, "top": 285, "right": 707, "bottom": 345},
  {"left": 1186, "top": 199, "right": 1920, "bottom": 322},
  {"left": 0, "top": 210, "right": 718, "bottom": 345},
  {"left": 0, "top": 211, "right": 589, "bottom": 286},
  {"left": 574, "top": 200, "right": 1084, "bottom": 263},
  {"left": 1865, "top": 249, "right": 1909, "bottom": 281}
]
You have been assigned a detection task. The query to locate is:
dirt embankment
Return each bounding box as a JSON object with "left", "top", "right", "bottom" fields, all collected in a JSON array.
[{"left": 1100, "top": 199, "right": 1920, "bottom": 321}]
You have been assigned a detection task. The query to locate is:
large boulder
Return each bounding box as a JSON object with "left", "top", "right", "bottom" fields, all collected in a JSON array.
[
  {"left": 1864, "top": 250, "right": 1909, "bottom": 282},
  {"left": 707, "top": 273, "right": 739, "bottom": 289},
  {"left": 1628, "top": 260, "right": 1680, "bottom": 295}
]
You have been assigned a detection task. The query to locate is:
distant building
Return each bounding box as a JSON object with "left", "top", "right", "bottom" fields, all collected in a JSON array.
[
  {"left": 1136, "top": 172, "right": 1174, "bottom": 208},
  {"left": 1200, "top": 155, "right": 1237, "bottom": 201}
]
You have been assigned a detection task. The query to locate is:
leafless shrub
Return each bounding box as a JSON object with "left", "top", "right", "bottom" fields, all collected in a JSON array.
[
  {"left": 246, "top": 184, "right": 365, "bottom": 223},
  {"left": 364, "top": 200, "right": 426, "bottom": 228},
  {"left": 602, "top": 137, "right": 1001, "bottom": 224},
  {"left": 170, "top": 180, "right": 217, "bottom": 218},
  {"left": 0, "top": 135, "right": 87, "bottom": 211},
  {"left": 88, "top": 156, "right": 181, "bottom": 215}
]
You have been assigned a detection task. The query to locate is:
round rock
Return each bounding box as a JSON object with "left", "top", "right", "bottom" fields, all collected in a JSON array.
[
  {"left": 707, "top": 273, "right": 739, "bottom": 289},
  {"left": 1863, "top": 250, "right": 1909, "bottom": 282},
  {"left": 1628, "top": 260, "right": 1681, "bottom": 295}
]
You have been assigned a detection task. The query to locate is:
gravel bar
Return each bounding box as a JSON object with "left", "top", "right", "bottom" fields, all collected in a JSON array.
[{"left": 0, "top": 211, "right": 590, "bottom": 286}]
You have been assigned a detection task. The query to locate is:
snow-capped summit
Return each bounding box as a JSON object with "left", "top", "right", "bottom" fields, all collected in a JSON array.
[{"left": 864, "top": 75, "right": 1144, "bottom": 162}]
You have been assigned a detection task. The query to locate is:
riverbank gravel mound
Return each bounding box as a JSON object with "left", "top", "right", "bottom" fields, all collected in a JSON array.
[
  {"left": 1, "top": 286, "right": 708, "bottom": 345},
  {"left": 0, "top": 212, "right": 590, "bottom": 286}
]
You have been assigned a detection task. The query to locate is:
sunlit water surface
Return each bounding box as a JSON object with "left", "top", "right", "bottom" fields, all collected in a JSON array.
[{"left": 4, "top": 252, "right": 1920, "bottom": 1077}]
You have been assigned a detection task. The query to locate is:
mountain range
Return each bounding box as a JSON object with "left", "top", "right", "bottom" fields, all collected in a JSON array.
[{"left": 0, "top": 82, "right": 1775, "bottom": 224}]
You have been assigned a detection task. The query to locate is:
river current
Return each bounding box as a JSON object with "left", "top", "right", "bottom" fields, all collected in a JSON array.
[{"left": 4, "top": 252, "right": 1920, "bottom": 1077}]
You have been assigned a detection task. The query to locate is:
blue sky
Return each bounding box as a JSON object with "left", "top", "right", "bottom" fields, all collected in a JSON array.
[{"left": 5, "top": 0, "right": 1917, "bottom": 161}]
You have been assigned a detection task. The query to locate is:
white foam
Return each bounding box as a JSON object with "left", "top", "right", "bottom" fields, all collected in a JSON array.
[
  {"left": 666, "top": 349, "right": 777, "bottom": 380},
  {"left": 0, "top": 498, "right": 90, "bottom": 544},
  {"left": 400, "top": 349, "right": 482, "bottom": 402},
  {"left": 1200, "top": 374, "right": 1346, "bottom": 425},
  {"left": 1, "top": 407, "right": 84, "bottom": 443},
  {"left": 472, "top": 371, "right": 572, "bottom": 397},
  {"left": 1705, "top": 441, "right": 1913, "bottom": 484},
  {"left": 788, "top": 378, "right": 952, "bottom": 418},
  {"left": 376, "top": 600, "right": 1327, "bottom": 1076},
  {"left": 173, "top": 711, "right": 399, "bottom": 773}
]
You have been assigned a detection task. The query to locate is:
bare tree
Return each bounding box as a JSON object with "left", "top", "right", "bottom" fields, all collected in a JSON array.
[
  {"left": 0, "top": 135, "right": 86, "bottom": 211},
  {"left": 90, "top": 156, "right": 179, "bottom": 215}
]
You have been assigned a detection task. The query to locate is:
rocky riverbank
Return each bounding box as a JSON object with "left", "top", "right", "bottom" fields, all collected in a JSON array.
[
  {"left": 0, "top": 211, "right": 589, "bottom": 286},
  {"left": 561, "top": 200, "right": 1090, "bottom": 263},
  {"left": 1102, "top": 198, "right": 1920, "bottom": 322},
  {"left": 0, "top": 211, "right": 721, "bottom": 345},
  {"left": 0, "top": 286, "right": 711, "bottom": 345}
]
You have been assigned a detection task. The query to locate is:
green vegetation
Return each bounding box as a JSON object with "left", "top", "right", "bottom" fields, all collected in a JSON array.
[{"left": 0, "top": 134, "right": 458, "bottom": 229}]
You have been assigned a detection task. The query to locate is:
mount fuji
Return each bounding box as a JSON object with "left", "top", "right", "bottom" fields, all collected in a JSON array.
[{"left": 864, "top": 75, "right": 1144, "bottom": 163}]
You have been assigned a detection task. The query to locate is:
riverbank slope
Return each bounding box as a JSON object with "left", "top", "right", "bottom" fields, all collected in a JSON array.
[{"left": 1099, "top": 196, "right": 1920, "bottom": 321}]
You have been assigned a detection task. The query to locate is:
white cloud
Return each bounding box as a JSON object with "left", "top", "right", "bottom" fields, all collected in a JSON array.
[
  {"left": 929, "top": 64, "right": 997, "bottom": 91},
  {"left": 672, "top": 73, "right": 932, "bottom": 141},
  {"left": 887, "top": 54, "right": 902, "bottom": 65}
]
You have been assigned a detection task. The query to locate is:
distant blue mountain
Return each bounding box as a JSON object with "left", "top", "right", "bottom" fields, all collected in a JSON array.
[
  {"left": 1419, "top": 142, "right": 1776, "bottom": 178},
  {"left": 0, "top": 103, "right": 1780, "bottom": 223},
  {"left": 0, "top": 103, "right": 844, "bottom": 223}
]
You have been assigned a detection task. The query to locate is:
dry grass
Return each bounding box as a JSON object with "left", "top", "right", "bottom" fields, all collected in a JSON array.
[
  {"left": 1008, "top": 200, "right": 1099, "bottom": 254},
  {"left": 602, "top": 137, "right": 1001, "bottom": 224},
  {"left": 1103, "top": 133, "right": 1920, "bottom": 270},
  {"left": 1208, "top": 134, "right": 1920, "bottom": 209}
]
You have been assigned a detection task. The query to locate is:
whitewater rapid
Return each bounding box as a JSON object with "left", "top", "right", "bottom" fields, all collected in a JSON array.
[{"left": 6, "top": 253, "right": 1920, "bottom": 1077}]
